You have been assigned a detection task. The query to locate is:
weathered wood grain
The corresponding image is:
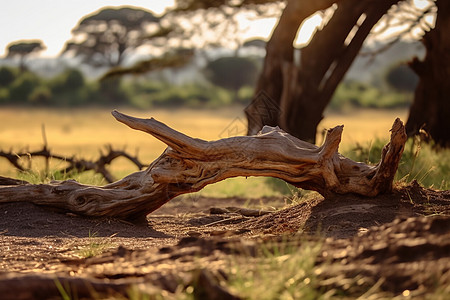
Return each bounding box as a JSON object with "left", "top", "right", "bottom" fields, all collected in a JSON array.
[{"left": 0, "top": 110, "right": 407, "bottom": 220}]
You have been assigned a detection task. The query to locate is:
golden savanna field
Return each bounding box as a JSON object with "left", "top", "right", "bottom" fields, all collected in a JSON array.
[{"left": 0, "top": 107, "right": 409, "bottom": 157}]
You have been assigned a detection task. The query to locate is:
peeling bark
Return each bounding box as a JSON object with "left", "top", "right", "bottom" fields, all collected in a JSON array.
[{"left": 0, "top": 111, "right": 407, "bottom": 220}]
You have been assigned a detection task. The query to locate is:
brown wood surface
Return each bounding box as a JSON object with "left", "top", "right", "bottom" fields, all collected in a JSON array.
[{"left": 0, "top": 111, "right": 407, "bottom": 220}]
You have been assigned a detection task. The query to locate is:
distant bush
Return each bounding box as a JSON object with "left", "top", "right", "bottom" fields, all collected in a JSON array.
[
  {"left": 29, "top": 86, "right": 52, "bottom": 105},
  {"left": 0, "top": 67, "right": 17, "bottom": 87},
  {"left": 47, "top": 68, "right": 96, "bottom": 106},
  {"left": 0, "top": 88, "right": 9, "bottom": 103},
  {"left": 330, "top": 80, "right": 413, "bottom": 111},
  {"left": 1, "top": 64, "right": 416, "bottom": 110},
  {"left": 9, "top": 71, "right": 41, "bottom": 103},
  {"left": 50, "top": 69, "right": 85, "bottom": 92},
  {"left": 204, "top": 56, "right": 261, "bottom": 101},
  {"left": 385, "top": 63, "right": 418, "bottom": 92},
  {"left": 125, "top": 81, "right": 233, "bottom": 108}
]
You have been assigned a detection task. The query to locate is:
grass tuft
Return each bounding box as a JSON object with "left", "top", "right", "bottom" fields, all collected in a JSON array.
[
  {"left": 227, "top": 239, "right": 328, "bottom": 300},
  {"left": 76, "top": 231, "right": 113, "bottom": 258},
  {"left": 345, "top": 137, "right": 449, "bottom": 190}
]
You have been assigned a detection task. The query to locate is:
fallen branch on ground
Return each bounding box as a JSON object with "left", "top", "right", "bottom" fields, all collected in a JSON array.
[
  {"left": 0, "top": 145, "right": 145, "bottom": 183},
  {"left": 0, "top": 110, "right": 407, "bottom": 221}
]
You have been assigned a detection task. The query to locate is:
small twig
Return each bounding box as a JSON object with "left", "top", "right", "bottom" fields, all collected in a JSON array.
[
  {"left": 41, "top": 124, "right": 49, "bottom": 176},
  {"left": 205, "top": 216, "right": 250, "bottom": 227}
]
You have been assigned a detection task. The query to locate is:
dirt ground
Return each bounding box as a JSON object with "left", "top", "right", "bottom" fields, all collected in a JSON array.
[{"left": 0, "top": 181, "right": 449, "bottom": 299}]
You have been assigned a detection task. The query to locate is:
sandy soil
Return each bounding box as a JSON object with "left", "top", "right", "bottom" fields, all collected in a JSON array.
[{"left": 0, "top": 181, "right": 449, "bottom": 299}]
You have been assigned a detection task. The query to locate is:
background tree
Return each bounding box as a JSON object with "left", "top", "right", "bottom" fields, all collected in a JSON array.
[
  {"left": 204, "top": 56, "right": 260, "bottom": 101},
  {"left": 62, "top": 6, "right": 160, "bottom": 68},
  {"left": 96, "top": 0, "right": 447, "bottom": 146},
  {"left": 0, "top": 67, "right": 16, "bottom": 87},
  {"left": 385, "top": 63, "right": 418, "bottom": 92},
  {"left": 406, "top": 0, "right": 450, "bottom": 147},
  {"left": 5, "top": 40, "right": 45, "bottom": 71},
  {"left": 245, "top": 0, "right": 444, "bottom": 145},
  {"left": 246, "top": 0, "right": 406, "bottom": 142}
]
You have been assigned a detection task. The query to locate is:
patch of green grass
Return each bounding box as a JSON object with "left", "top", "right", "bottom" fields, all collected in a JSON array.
[
  {"left": 54, "top": 278, "right": 74, "bottom": 300},
  {"left": 226, "top": 239, "right": 330, "bottom": 300},
  {"left": 16, "top": 168, "right": 105, "bottom": 185},
  {"left": 196, "top": 177, "right": 290, "bottom": 198},
  {"left": 345, "top": 137, "right": 450, "bottom": 190},
  {"left": 76, "top": 231, "right": 113, "bottom": 259}
]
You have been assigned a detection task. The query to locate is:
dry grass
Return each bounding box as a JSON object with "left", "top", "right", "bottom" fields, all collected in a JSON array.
[
  {"left": 318, "top": 108, "right": 408, "bottom": 146},
  {"left": 0, "top": 106, "right": 246, "bottom": 176}
]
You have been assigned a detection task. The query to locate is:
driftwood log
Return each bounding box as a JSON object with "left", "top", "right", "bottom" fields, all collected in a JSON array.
[{"left": 0, "top": 110, "right": 407, "bottom": 220}]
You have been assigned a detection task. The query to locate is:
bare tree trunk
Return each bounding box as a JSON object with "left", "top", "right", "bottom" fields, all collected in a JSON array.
[
  {"left": 246, "top": 0, "right": 336, "bottom": 136},
  {"left": 406, "top": 0, "right": 450, "bottom": 147},
  {"left": 247, "top": 0, "right": 402, "bottom": 143},
  {"left": 0, "top": 111, "right": 406, "bottom": 221}
]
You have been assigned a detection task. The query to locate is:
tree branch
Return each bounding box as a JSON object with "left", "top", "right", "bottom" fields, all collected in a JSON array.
[
  {"left": 0, "top": 144, "right": 145, "bottom": 183},
  {"left": 0, "top": 111, "right": 407, "bottom": 220}
]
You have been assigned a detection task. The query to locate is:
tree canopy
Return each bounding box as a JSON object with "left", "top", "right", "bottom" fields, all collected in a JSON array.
[
  {"left": 204, "top": 56, "right": 260, "bottom": 98},
  {"left": 5, "top": 40, "right": 45, "bottom": 71},
  {"left": 160, "top": 0, "right": 447, "bottom": 146},
  {"left": 62, "top": 6, "right": 160, "bottom": 67}
]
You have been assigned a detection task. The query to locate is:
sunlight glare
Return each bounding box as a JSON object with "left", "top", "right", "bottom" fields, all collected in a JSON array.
[
  {"left": 241, "top": 14, "right": 323, "bottom": 47},
  {"left": 295, "top": 13, "right": 323, "bottom": 46}
]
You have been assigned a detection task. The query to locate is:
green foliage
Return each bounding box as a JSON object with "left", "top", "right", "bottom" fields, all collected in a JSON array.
[
  {"left": 227, "top": 240, "right": 329, "bottom": 300},
  {"left": 6, "top": 40, "right": 46, "bottom": 71},
  {"left": 385, "top": 63, "right": 418, "bottom": 92},
  {"left": 204, "top": 56, "right": 260, "bottom": 97},
  {"left": 63, "top": 68, "right": 85, "bottom": 90},
  {"left": 265, "top": 177, "right": 298, "bottom": 196},
  {"left": 330, "top": 80, "right": 413, "bottom": 111},
  {"left": 236, "top": 85, "right": 255, "bottom": 104},
  {"left": 0, "top": 88, "right": 10, "bottom": 103},
  {"left": 126, "top": 81, "right": 233, "bottom": 108},
  {"left": 64, "top": 7, "right": 159, "bottom": 67},
  {"left": 77, "top": 231, "right": 113, "bottom": 258},
  {"left": 153, "top": 84, "right": 232, "bottom": 107},
  {"left": 9, "top": 71, "right": 42, "bottom": 103},
  {"left": 345, "top": 138, "right": 450, "bottom": 190},
  {"left": 0, "top": 67, "right": 99, "bottom": 106},
  {"left": 48, "top": 68, "right": 96, "bottom": 106},
  {"left": 6, "top": 40, "right": 45, "bottom": 58},
  {"left": 98, "top": 77, "right": 128, "bottom": 104},
  {"left": 0, "top": 66, "right": 17, "bottom": 87},
  {"left": 28, "top": 85, "right": 52, "bottom": 105},
  {"left": 16, "top": 163, "right": 105, "bottom": 186},
  {"left": 0, "top": 64, "right": 418, "bottom": 110},
  {"left": 0, "top": 66, "right": 239, "bottom": 108}
]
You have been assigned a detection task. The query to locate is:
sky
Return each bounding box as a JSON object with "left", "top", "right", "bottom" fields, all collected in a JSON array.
[{"left": 0, "top": 0, "right": 176, "bottom": 57}]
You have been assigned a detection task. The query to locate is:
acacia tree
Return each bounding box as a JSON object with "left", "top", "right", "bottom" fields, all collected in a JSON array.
[
  {"left": 204, "top": 56, "right": 260, "bottom": 101},
  {"left": 246, "top": 0, "right": 398, "bottom": 142},
  {"left": 246, "top": 0, "right": 448, "bottom": 146},
  {"left": 62, "top": 6, "right": 160, "bottom": 67},
  {"left": 6, "top": 40, "right": 45, "bottom": 71},
  {"left": 406, "top": 0, "right": 450, "bottom": 147},
  {"left": 101, "top": 0, "right": 447, "bottom": 146}
]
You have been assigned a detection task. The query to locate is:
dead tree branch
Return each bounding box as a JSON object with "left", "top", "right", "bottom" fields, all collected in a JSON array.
[
  {"left": 0, "top": 111, "right": 407, "bottom": 220},
  {"left": 0, "top": 145, "right": 146, "bottom": 183}
]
